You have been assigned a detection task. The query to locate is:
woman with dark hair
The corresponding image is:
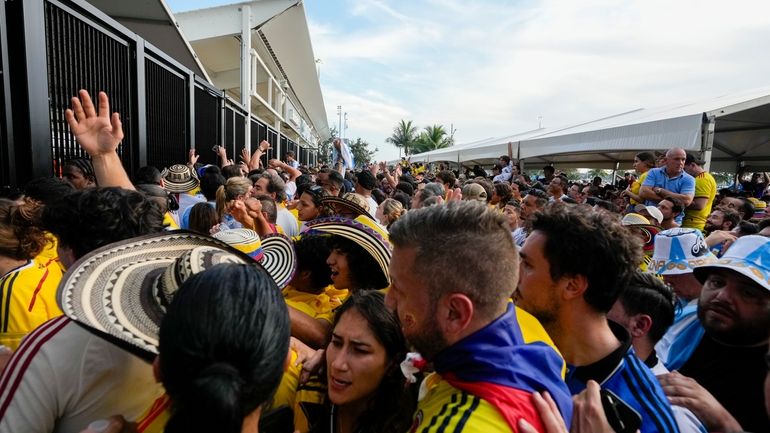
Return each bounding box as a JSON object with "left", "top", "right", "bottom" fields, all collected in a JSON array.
[
  {"left": 0, "top": 199, "right": 63, "bottom": 350},
  {"left": 316, "top": 290, "right": 414, "bottom": 433},
  {"left": 490, "top": 183, "right": 513, "bottom": 210},
  {"left": 296, "top": 184, "right": 329, "bottom": 222},
  {"left": 623, "top": 151, "right": 656, "bottom": 207},
  {"left": 159, "top": 263, "right": 290, "bottom": 433},
  {"left": 327, "top": 236, "right": 388, "bottom": 292},
  {"left": 187, "top": 202, "right": 219, "bottom": 235}
]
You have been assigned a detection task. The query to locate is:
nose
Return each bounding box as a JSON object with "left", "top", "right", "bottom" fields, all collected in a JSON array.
[{"left": 329, "top": 349, "right": 349, "bottom": 371}]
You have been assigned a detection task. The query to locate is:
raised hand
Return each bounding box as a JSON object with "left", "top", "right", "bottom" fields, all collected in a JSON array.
[
  {"left": 188, "top": 148, "right": 199, "bottom": 166},
  {"left": 64, "top": 90, "right": 123, "bottom": 156}
]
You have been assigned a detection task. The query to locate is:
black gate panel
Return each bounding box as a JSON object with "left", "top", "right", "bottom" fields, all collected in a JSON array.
[
  {"left": 194, "top": 84, "right": 220, "bottom": 166},
  {"left": 145, "top": 56, "right": 188, "bottom": 171},
  {"left": 44, "top": 0, "right": 133, "bottom": 176}
]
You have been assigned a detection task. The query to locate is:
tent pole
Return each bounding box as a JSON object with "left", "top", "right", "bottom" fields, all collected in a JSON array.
[
  {"left": 701, "top": 115, "right": 716, "bottom": 171},
  {"left": 611, "top": 161, "right": 619, "bottom": 186}
]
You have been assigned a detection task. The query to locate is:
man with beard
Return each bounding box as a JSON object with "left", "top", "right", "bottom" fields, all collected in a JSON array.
[
  {"left": 656, "top": 235, "right": 770, "bottom": 433},
  {"left": 704, "top": 208, "right": 741, "bottom": 235},
  {"left": 516, "top": 204, "right": 679, "bottom": 433},
  {"left": 386, "top": 201, "right": 573, "bottom": 432},
  {"left": 656, "top": 198, "right": 682, "bottom": 230}
]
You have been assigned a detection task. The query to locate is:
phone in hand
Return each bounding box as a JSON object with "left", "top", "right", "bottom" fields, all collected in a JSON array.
[{"left": 600, "top": 388, "right": 642, "bottom": 433}]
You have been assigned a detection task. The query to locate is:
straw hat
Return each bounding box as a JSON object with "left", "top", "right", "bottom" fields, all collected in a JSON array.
[
  {"left": 161, "top": 164, "right": 199, "bottom": 193},
  {"left": 305, "top": 215, "right": 391, "bottom": 283},
  {"left": 58, "top": 230, "right": 295, "bottom": 355},
  {"left": 211, "top": 229, "right": 296, "bottom": 288},
  {"left": 321, "top": 195, "right": 371, "bottom": 219}
]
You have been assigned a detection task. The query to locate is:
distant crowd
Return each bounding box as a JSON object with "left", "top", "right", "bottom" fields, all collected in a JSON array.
[{"left": 0, "top": 90, "right": 768, "bottom": 433}]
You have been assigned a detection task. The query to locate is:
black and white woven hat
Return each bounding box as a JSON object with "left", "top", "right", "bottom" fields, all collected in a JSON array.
[
  {"left": 57, "top": 230, "right": 294, "bottom": 354},
  {"left": 161, "top": 164, "right": 199, "bottom": 193}
]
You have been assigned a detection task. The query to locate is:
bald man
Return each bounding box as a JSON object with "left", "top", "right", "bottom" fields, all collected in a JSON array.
[{"left": 640, "top": 147, "right": 695, "bottom": 225}]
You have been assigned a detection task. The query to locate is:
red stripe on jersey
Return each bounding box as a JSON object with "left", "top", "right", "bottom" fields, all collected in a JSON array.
[
  {"left": 0, "top": 316, "right": 70, "bottom": 418},
  {"left": 27, "top": 267, "right": 50, "bottom": 312},
  {"left": 137, "top": 394, "right": 171, "bottom": 432}
]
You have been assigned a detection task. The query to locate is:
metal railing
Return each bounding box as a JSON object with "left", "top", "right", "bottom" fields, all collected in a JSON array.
[{"left": 0, "top": 0, "right": 309, "bottom": 187}]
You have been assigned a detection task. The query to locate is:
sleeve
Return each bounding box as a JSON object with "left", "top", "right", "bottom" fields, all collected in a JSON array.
[
  {"left": 641, "top": 169, "right": 658, "bottom": 187},
  {"left": 680, "top": 175, "right": 696, "bottom": 196},
  {"left": 693, "top": 175, "right": 715, "bottom": 199},
  {"left": 0, "top": 319, "right": 68, "bottom": 433}
]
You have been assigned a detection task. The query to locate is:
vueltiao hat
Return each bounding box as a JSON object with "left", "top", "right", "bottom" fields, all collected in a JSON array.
[
  {"left": 161, "top": 164, "right": 199, "bottom": 193},
  {"left": 693, "top": 235, "right": 770, "bottom": 291},
  {"left": 305, "top": 215, "right": 391, "bottom": 283},
  {"left": 57, "top": 231, "right": 291, "bottom": 355},
  {"left": 649, "top": 228, "right": 717, "bottom": 275},
  {"left": 321, "top": 195, "right": 370, "bottom": 219},
  {"left": 211, "top": 229, "right": 296, "bottom": 288}
]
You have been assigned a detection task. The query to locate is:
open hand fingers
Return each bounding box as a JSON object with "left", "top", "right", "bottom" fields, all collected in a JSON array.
[{"left": 80, "top": 89, "right": 97, "bottom": 118}]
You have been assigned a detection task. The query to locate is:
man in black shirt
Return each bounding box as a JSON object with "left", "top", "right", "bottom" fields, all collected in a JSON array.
[{"left": 656, "top": 235, "right": 770, "bottom": 432}]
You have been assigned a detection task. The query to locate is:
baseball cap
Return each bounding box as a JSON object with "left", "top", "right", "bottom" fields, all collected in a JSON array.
[{"left": 685, "top": 153, "right": 705, "bottom": 166}]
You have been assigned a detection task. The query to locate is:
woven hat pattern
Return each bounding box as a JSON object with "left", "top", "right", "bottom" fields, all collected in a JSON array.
[
  {"left": 212, "top": 229, "right": 297, "bottom": 288},
  {"left": 161, "top": 164, "right": 199, "bottom": 193},
  {"left": 58, "top": 232, "right": 251, "bottom": 354},
  {"left": 649, "top": 228, "right": 716, "bottom": 275},
  {"left": 305, "top": 216, "right": 392, "bottom": 283},
  {"left": 321, "top": 196, "right": 371, "bottom": 219}
]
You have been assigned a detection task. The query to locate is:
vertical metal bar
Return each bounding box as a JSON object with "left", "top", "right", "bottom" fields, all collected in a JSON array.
[
  {"left": 23, "top": 0, "right": 53, "bottom": 179},
  {"left": 135, "top": 39, "right": 147, "bottom": 167},
  {"left": 188, "top": 71, "right": 195, "bottom": 151},
  {"left": 0, "top": 0, "right": 15, "bottom": 185}
]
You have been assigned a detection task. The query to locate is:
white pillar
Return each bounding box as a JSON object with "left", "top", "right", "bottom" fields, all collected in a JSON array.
[{"left": 240, "top": 5, "right": 252, "bottom": 152}]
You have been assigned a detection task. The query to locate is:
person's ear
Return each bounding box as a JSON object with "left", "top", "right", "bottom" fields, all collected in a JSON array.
[
  {"left": 628, "top": 314, "right": 653, "bottom": 338},
  {"left": 440, "top": 293, "right": 474, "bottom": 337},
  {"left": 563, "top": 273, "right": 588, "bottom": 301}
]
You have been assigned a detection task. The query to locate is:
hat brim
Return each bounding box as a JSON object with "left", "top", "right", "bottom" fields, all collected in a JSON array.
[
  {"left": 58, "top": 231, "right": 259, "bottom": 355},
  {"left": 693, "top": 260, "right": 770, "bottom": 290},
  {"left": 626, "top": 224, "right": 661, "bottom": 251},
  {"left": 260, "top": 234, "right": 297, "bottom": 288},
  {"left": 163, "top": 178, "right": 200, "bottom": 193},
  {"left": 305, "top": 216, "right": 391, "bottom": 284},
  {"left": 321, "top": 196, "right": 370, "bottom": 218},
  {"left": 210, "top": 229, "right": 296, "bottom": 288}
]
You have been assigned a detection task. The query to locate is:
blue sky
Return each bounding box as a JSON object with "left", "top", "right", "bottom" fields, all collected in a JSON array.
[{"left": 166, "top": 0, "right": 770, "bottom": 161}]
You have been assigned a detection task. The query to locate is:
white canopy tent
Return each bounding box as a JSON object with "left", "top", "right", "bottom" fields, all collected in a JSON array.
[{"left": 410, "top": 87, "right": 770, "bottom": 172}]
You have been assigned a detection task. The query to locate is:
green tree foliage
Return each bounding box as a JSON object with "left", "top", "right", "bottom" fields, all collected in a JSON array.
[
  {"left": 349, "top": 138, "right": 377, "bottom": 167},
  {"left": 412, "top": 124, "right": 454, "bottom": 154},
  {"left": 317, "top": 126, "right": 338, "bottom": 164},
  {"left": 385, "top": 120, "right": 418, "bottom": 157}
]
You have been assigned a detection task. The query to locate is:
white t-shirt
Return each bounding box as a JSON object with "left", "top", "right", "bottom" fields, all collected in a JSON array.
[
  {"left": 276, "top": 206, "right": 300, "bottom": 237},
  {"left": 365, "top": 196, "right": 379, "bottom": 222},
  {"left": 0, "top": 317, "right": 163, "bottom": 433}
]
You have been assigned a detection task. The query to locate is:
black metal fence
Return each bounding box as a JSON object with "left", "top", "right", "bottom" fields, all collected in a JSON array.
[{"left": 0, "top": 0, "right": 311, "bottom": 187}]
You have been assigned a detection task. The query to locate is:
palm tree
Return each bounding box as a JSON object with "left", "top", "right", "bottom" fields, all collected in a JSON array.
[
  {"left": 385, "top": 120, "right": 418, "bottom": 157},
  {"left": 412, "top": 124, "right": 453, "bottom": 154}
]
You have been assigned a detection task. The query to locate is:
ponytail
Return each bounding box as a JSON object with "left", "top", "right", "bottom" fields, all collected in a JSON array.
[
  {"left": 164, "top": 363, "right": 244, "bottom": 433},
  {"left": 215, "top": 185, "right": 227, "bottom": 222}
]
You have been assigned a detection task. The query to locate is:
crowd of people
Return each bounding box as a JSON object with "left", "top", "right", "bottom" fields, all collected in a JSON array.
[{"left": 0, "top": 89, "right": 768, "bottom": 433}]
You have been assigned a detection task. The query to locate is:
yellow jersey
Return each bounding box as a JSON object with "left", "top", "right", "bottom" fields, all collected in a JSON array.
[{"left": 0, "top": 258, "right": 64, "bottom": 350}]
